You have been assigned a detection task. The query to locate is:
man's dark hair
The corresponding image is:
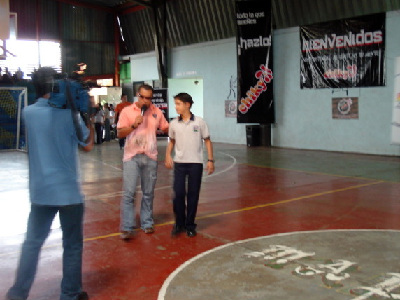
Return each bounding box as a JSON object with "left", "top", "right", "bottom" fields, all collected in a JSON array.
[
  {"left": 32, "top": 67, "right": 56, "bottom": 98},
  {"left": 121, "top": 93, "right": 127, "bottom": 98},
  {"left": 174, "top": 92, "right": 194, "bottom": 107},
  {"left": 138, "top": 84, "right": 154, "bottom": 93}
]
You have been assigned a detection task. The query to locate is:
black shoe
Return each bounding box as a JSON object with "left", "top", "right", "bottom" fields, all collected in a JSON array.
[
  {"left": 77, "top": 291, "right": 89, "bottom": 300},
  {"left": 171, "top": 225, "right": 185, "bottom": 237},
  {"left": 186, "top": 229, "right": 197, "bottom": 237}
]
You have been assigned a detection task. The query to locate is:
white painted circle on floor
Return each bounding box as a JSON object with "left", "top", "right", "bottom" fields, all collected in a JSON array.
[{"left": 158, "top": 230, "right": 400, "bottom": 300}]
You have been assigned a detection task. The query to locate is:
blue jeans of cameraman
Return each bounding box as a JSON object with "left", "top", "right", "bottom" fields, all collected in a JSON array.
[
  {"left": 173, "top": 163, "right": 203, "bottom": 231},
  {"left": 120, "top": 154, "right": 158, "bottom": 231},
  {"left": 7, "top": 204, "right": 84, "bottom": 300}
]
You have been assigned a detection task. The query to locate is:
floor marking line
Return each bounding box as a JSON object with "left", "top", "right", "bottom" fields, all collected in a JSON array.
[
  {"left": 203, "top": 152, "right": 237, "bottom": 180},
  {"left": 195, "top": 180, "right": 383, "bottom": 221},
  {"left": 84, "top": 156, "right": 123, "bottom": 171},
  {"left": 85, "top": 151, "right": 236, "bottom": 200},
  {"left": 245, "top": 163, "right": 399, "bottom": 183},
  {"left": 157, "top": 229, "right": 400, "bottom": 300},
  {"left": 0, "top": 180, "right": 382, "bottom": 256},
  {"left": 84, "top": 180, "right": 383, "bottom": 243}
]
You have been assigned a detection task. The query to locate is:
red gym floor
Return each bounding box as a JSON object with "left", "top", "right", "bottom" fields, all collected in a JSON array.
[{"left": 1, "top": 140, "right": 400, "bottom": 300}]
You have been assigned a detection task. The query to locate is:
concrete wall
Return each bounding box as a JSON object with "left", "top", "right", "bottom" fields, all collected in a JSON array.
[
  {"left": 169, "top": 41, "right": 244, "bottom": 144},
  {"left": 273, "top": 11, "right": 400, "bottom": 156},
  {"left": 125, "top": 11, "right": 400, "bottom": 156}
]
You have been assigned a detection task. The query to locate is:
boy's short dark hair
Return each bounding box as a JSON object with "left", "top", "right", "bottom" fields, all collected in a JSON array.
[{"left": 174, "top": 93, "right": 194, "bottom": 107}]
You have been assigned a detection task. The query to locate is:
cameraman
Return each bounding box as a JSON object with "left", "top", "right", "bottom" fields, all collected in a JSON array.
[{"left": 7, "top": 67, "right": 94, "bottom": 300}]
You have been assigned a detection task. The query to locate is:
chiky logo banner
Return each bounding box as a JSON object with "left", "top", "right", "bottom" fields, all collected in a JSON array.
[
  {"left": 235, "top": 0, "right": 274, "bottom": 124},
  {"left": 300, "top": 13, "right": 386, "bottom": 89}
]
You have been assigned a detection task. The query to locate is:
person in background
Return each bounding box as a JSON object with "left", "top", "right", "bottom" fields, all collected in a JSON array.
[
  {"left": 108, "top": 104, "right": 116, "bottom": 139},
  {"left": 103, "top": 103, "right": 111, "bottom": 142},
  {"left": 114, "top": 94, "right": 131, "bottom": 149},
  {"left": 109, "top": 104, "right": 115, "bottom": 124},
  {"left": 6, "top": 67, "right": 94, "bottom": 300},
  {"left": 93, "top": 105, "right": 104, "bottom": 144},
  {"left": 165, "top": 92, "right": 215, "bottom": 237},
  {"left": 117, "top": 84, "right": 169, "bottom": 240}
]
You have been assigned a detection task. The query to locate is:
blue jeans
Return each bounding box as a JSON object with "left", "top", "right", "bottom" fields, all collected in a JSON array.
[
  {"left": 7, "top": 204, "right": 84, "bottom": 300},
  {"left": 120, "top": 154, "right": 158, "bottom": 231},
  {"left": 173, "top": 163, "right": 203, "bottom": 231}
]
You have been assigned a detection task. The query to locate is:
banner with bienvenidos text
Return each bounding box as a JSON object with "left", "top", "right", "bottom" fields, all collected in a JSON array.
[
  {"left": 300, "top": 13, "right": 385, "bottom": 89},
  {"left": 235, "top": 0, "right": 274, "bottom": 124}
]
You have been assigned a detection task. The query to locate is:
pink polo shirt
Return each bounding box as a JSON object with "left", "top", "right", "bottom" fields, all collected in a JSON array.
[{"left": 118, "top": 103, "right": 169, "bottom": 162}]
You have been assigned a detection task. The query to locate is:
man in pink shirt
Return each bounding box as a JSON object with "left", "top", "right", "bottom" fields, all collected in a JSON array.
[{"left": 117, "top": 84, "right": 169, "bottom": 240}]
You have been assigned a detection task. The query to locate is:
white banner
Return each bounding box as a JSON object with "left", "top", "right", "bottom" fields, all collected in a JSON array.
[{"left": 391, "top": 57, "right": 400, "bottom": 144}]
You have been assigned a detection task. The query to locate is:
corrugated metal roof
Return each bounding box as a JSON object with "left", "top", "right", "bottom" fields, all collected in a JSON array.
[
  {"left": 13, "top": 0, "right": 400, "bottom": 56},
  {"left": 119, "top": 0, "right": 237, "bottom": 54},
  {"left": 115, "top": 0, "right": 400, "bottom": 55},
  {"left": 272, "top": 0, "right": 400, "bottom": 29},
  {"left": 60, "top": 3, "right": 114, "bottom": 42},
  {"left": 9, "top": 0, "right": 400, "bottom": 73},
  {"left": 10, "top": 0, "right": 116, "bottom": 76}
]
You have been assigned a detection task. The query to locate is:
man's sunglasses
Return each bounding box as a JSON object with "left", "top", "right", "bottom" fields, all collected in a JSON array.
[{"left": 138, "top": 94, "right": 153, "bottom": 101}]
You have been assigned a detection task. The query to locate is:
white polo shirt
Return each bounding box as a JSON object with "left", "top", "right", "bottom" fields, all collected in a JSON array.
[{"left": 168, "top": 114, "right": 210, "bottom": 164}]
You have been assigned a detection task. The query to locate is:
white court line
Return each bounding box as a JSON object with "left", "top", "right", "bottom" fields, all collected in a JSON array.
[
  {"left": 83, "top": 156, "right": 123, "bottom": 171},
  {"left": 203, "top": 152, "right": 237, "bottom": 180},
  {"left": 85, "top": 152, "right": 237, "bottom": 200},
  {"left": 157, "top": 229, "right": 400, "bottom": 300}
]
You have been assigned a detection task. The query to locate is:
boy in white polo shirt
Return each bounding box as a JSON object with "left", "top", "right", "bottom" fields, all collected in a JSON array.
[{"left": 165, "top": 93, "right": 215, "bottom": 237}]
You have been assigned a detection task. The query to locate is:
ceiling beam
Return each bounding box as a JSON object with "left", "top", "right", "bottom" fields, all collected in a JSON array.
[
  {"left": 117, "top": 4, "right": 147, "bottom": 15},
  {"left": 131, "top": 0, "right": 152, "bottom": 8},
  {"left": 55, "top": 0, "right": 114, "bottom": 12}
]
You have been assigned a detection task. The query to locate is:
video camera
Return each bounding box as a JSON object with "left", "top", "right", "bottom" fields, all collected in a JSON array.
[
  {"left": 48, "top": 75, "right": 90, "bottom": 113},
  {"left": 32, "top": 68, "right": 92, "bottom": 144}
]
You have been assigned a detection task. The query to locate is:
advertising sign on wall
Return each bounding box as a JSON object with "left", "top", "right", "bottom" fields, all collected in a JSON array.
[
  {"left": 152, "top": 88, "right": 168, "bottom": 120},
  {"left": 332, "top": 97, "right": 359, "bottom": 119},
  {"left": 300, "top": 13, "right": 386, "bottom": 89},
  {"left": 235, "top": 0, "right": 274, "bottom": 124}
]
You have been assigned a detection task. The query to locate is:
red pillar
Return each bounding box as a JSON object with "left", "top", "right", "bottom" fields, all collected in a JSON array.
[{"left": 114, "top": 12, "right": 120, "bottom": 87}]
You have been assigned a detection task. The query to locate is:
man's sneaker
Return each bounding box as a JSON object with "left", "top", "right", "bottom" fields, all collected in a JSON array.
[
  {"left": 171, "top": 225, "right": 186, "bottom": 237},
  {"left": 186, "top": 229, "right": 197, "bottom": 237},
  {"left": 142, "top": 227, "right": 155, "bottom": 234},
  {"left": 120, "top": 231, "right": 135, "bottom": 240}
]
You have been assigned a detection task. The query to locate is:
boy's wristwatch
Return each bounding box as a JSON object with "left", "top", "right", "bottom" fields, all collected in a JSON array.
[{"left": 208, "top": 159, "right": 215, "bottom": 163}]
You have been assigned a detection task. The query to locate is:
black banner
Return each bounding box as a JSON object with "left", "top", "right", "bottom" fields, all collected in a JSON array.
[
  {"left": 236, "top": 0, "right": 274, "bottom": 124},
  {"left": 300, "top": 13, "right": 386, "bottom": 89},
  {"left": 152, "top": 88, "right": 168, "bottom": 136},
  {"left": 152, "top": 88, "right": 168, "bottom": 120}
]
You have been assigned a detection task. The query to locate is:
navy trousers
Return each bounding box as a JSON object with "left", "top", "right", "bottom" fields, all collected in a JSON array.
[{"left": 173, "top": 163, "right": 203, "bottom": 231}]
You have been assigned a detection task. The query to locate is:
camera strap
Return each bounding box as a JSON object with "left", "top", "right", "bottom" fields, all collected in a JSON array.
[{"left": 65, "top": 80, "right": 85, "bottom": 143}]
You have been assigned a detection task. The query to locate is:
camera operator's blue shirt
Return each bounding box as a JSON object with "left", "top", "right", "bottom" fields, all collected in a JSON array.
[{"left": 23, "top": 98, "right": 89, "bottom": 206}]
